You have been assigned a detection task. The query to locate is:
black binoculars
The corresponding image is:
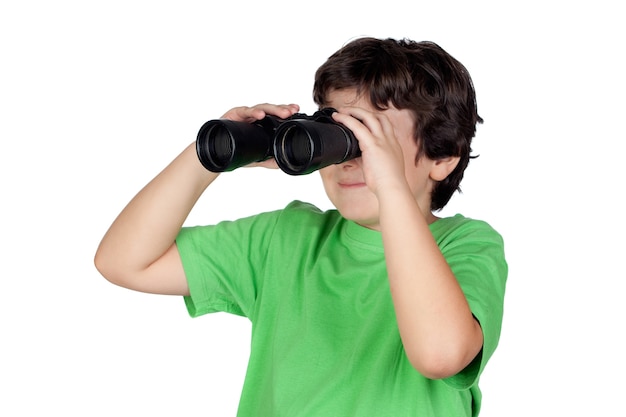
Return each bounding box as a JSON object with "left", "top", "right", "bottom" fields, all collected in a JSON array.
[{"left": 195, "top": 108, "right": 360, "bottom": 175}]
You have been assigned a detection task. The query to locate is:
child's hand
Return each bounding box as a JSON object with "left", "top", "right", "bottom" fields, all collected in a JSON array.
[
  {"left": 221, "top": 103, "right": 300, "bottom": 123},
  {"left": 331, "top": 107, "right": 409, "bottom": 197},
  {"left": 220, "top": 103, "right": 301, "bottom": 169}
]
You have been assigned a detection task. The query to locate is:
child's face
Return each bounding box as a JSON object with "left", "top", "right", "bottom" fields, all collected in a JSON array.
[{"left": 319, "top": 89, "right": 438, "bottom": 230}]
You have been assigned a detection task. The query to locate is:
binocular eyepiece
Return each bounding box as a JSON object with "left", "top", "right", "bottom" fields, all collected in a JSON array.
[{"left": 195, "top": 108, "right": 361, "bottom": 175}]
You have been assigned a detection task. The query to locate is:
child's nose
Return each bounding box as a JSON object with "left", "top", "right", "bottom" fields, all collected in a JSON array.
[{"left": 339, "top": 157, "right": 362, "bottom": 170}]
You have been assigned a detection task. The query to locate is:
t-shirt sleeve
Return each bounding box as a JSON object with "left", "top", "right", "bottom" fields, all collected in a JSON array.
[
  {"left": 175, "top": 209, "right": 283, "bottom": 319},
  {"left": 438, "top": 218, "right": 508, "bottom": 389}
]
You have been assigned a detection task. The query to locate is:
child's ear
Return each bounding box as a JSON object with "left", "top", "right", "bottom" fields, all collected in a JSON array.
[{"left": 429, "top": 156, "right": 460, "bottom": 181}]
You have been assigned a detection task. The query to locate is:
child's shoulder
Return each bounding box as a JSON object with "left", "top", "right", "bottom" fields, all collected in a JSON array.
[
  {"left": 276, "top": 200, "right": 342, "bottom": 227},
  {"left": 431, "top": 213, "right": 504, "bottom": 246},
  {"left": 280, "top": 200, "right": 339, "bottom": 218},
  {"left": 283, "top": 199, "right": 324, "bottom": 212}
]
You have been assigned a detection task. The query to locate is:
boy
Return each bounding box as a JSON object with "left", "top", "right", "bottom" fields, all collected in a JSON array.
[{"left": 95, "top": 37, "right": 507, "bottom": 416}]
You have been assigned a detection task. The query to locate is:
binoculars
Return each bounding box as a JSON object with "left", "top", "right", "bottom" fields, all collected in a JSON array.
[{"left": 195, "top": 108, "right": 361, "bottom": 175}]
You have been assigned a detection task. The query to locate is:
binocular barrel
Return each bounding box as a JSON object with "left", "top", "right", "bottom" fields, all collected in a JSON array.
[
  {"left": 195, "top": 109, "right": 360, "bottom": 175},
  {"left": 272, "top": 119, "right": 360, "bottom": 175},
  {"left": 195, "top": 117, "right": 279, "bottom": 173}
]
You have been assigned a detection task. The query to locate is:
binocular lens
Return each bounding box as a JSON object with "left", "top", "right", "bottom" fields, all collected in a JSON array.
[
  {"left": 277, "top": 126, "right": 313, "bottom": 172},
  {"left": 206, "top": 125, "right": 233, "bottom": 168}
]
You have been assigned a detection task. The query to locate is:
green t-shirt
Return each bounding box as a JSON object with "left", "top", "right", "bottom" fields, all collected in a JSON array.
[{"left": 176, "top": 201, "right": 507, "bottom": 416}]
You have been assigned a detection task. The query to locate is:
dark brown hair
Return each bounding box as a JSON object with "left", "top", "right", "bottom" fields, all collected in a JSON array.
[{"left": 313, "top": 37, "right": 483, "bottom": 210}]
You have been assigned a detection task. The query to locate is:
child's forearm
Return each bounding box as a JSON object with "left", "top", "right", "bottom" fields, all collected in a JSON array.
[
  {"left": 94, "top": 142, "right": 218, "bottom": 293},
  {"left": 378, "top": 186, "right": 483, "bottom": 380}
]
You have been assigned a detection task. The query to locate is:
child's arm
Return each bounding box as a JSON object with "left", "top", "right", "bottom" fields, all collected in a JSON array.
[
  {"left": 94, "top": 103, "right": 299, "bottom": 295},
  {"left": 332, "top": 107, "right": 483, "bottom": 380},
  {"left": 377, "top": 182, "right": 484, "bottom": 380},
  {"left": 94, "top": 142, "right": 216, "bottom": 295}
]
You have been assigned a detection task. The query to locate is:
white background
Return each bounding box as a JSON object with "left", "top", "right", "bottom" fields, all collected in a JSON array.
[{"left": 1, "top": 0, "right": 624, "bottom": 415}]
